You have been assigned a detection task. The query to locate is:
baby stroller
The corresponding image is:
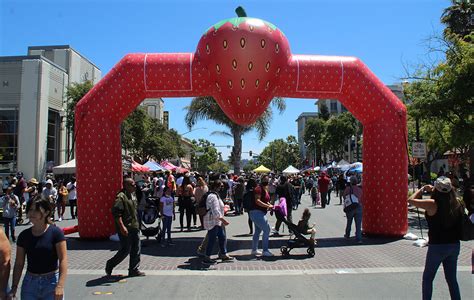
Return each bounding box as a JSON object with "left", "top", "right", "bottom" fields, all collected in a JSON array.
[
  {"left": 140, "top": 197, "right": 162, "bottom": 242},
  {"left": 274, "top": 209, "right": 315, "bottom": 257}
]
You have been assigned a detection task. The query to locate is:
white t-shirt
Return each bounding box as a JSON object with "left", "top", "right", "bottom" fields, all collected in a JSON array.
[
  {"left": 66, "top": 182, "right": 77, "bottom": 200},
  {"left": 160, "top": 195, "right": 175, "bottom": 217}
]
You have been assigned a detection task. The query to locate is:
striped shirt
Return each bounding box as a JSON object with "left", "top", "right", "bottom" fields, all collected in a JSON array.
[{"left": 203, "top": 192, "right": 224, "bottom": 230}]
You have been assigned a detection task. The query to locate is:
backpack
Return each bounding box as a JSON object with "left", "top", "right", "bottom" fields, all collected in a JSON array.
[
  {"left": 242, "top": 189, "right": 256, "bottom": 211},
  {"left": 459, "top": 203, "right": 474, "bottom": 241},
  {"left": 196, "top": 191, "right": 217, "bottom": 217}
]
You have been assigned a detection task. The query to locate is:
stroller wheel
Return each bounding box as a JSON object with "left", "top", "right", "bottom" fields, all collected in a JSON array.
[
  {"left": 280, "top": 246, "right": 289, "bottom": 256},
  {"left": 307, "top": 247, "right": 315, "bottom": 257}
]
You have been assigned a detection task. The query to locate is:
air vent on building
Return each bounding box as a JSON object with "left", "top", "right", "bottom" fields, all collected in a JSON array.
[{"left": 2, "top": 81, "right": 8, "bottom": 87}]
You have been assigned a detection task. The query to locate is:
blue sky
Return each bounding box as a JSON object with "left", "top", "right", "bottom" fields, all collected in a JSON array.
[{"left": 1, "top": 0, "right": 448, "bottom": 160}]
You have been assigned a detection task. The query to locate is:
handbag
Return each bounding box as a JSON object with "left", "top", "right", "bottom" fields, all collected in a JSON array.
[{"left": 343, "top": 186, "right": 359, "bottom": 213}]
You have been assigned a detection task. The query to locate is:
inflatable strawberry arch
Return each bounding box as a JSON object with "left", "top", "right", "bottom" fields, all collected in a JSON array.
[{"left": 75, "top": 7, "right": 407, "bottom": 238}]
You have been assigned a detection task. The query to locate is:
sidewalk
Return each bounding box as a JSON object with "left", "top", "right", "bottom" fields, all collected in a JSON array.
[{"left": 6, "top": 192, "right": 472, "bottom": 299}]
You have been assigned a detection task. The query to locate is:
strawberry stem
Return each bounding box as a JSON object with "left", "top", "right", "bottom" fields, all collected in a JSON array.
[{"left": 235, "top": 6, "right": 247, "bottom": 17}]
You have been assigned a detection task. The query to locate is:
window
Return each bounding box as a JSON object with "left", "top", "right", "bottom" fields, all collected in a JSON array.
[
  {"left": 330, "top": 100, "right": 338, "bottom": 112},
  {"left": 0, "top": 108, "right": 18, "bottom": 173},
  {"left": 46, "top": 110, "right": 60, "bottom": 167}
]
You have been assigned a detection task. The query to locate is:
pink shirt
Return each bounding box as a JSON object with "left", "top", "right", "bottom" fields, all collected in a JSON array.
[{"left": 343, "top": 185, "right": 363, "bottom": 205}]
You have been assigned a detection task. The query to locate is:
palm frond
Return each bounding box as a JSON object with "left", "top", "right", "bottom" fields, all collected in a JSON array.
[
  {"left": 211, "top": 131, "right": 233, "bottom": 138},
  {"left": 271, "top": 97, "right": 286, "bottom": 114}
]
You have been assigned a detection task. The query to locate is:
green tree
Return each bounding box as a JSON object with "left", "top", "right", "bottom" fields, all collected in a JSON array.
[
  {"left": 190, "top": 139, "right": 219, "bottom": 173},
  {"left": 441, "top": 0, "right": 474, "bottom": 40},
  {"left": 321, "top": 113, "right": 357, "bottom": 161},
  {"left": 258, "top": 136, "right": 301, "bottom": 171},
  {"left": 208, "top": 161, "right": 230, "bottom": 174},
  {"left": 318, "top": 102, "right": 330, "bottom": 120},
  {"left": 121, "top": 108, "right": 184, "bottom": 163},
  {"left": 243, "top": 161, "right": 258, "bottom": 173},
  {"left": 304, "top": 118, "right": 326, "bottom": 165},
  {"left": 65, "top": 80, "right": 94, "bottom": 159},
  {"left": 185, "top": 96, "right": 285, "bottom": 174}
]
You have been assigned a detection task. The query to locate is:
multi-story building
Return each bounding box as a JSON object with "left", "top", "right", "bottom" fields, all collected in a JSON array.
[
  {"left": 140, "top": 98, "right": 164, "bottom": 124},
  {"left": 0, "top": 45, "right": 101, "bottom": 179},
  {"left": 303, "top": 84, "right": 405, "bottom": 164}
]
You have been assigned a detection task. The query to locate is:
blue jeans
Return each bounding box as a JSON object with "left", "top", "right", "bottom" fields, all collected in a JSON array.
[
  {"left": 161, "top": 215, "right": 172, "bottom": 240},
  {"left": 345, "top": 205, "right": 362, "bottom": 241},
  {"left": 422, "top": 243, "right": 460, "bottom": 300},
  {"left": 249, "top": 210, "right": 270, "bottom": 252},
  {"left": 206, "top": 225, "right": 227, "bottom": 257},
  {"left": 21, "top": 272, "right": 61, "bottom": 300},
  {"left": 3, "top": 216, "right": 16, "bottom": 239}
]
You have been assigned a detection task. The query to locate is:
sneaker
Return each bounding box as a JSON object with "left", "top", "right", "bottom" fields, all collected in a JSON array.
[
  {"left": 271, "top": 231, "right": 280, "bottom": 237},
  {"left": 196, "top": 248, "right": 206, "bottom": 257},
  {"left": 251, "top": 250, "right": 262, "bottom": 256},
  {"left": 58, "top": 217, "right": 62, "bottom": 222},
  {"left": 262, "top": 251, "right": 274, "bottom": 257},
  {"left": 105, "top": 263, "right": 113, "bottom": 276},
  {"left": 219, "top": 254, "right": 234, "bottom": 262},
  {"left": 202, "top": 256, "right": 216, "bottom": 264},
  {"left": 128, "top": 270, "right": 145, "bottom": 277}
]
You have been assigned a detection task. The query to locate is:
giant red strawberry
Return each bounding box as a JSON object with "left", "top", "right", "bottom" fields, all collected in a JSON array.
[{"left": 195, "top": 7, "right": 291, "bottom": 126}]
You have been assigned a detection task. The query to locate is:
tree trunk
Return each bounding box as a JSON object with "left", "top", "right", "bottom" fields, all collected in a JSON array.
[{"left": 232, "top": 126, "right": 243, "bottom": 175}]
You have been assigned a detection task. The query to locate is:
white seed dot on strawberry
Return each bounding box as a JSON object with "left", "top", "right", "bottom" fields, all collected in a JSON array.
[
  {"left": 255, "top": 79, "right": 259, "bottom": 87},
  {"left": 261, "top": 39, "right": 266, "bottom": 48},
  {"left": 275, "top": 43, "right": 280, "bottom": 53},
  {"left": 248, "top": 62, "right": 253, "bottom": 71},
  {"left": 216, "top": 64, "right": 220, "bottom": 73},
  {"left": 265, "top": 61, "right": 270, "bottom": 71},
  {"left": 228, "top": 80, "right": 233, "bottom": 88},
  {"left": 240, "top": 38, "right": 246, "bottom": 48},
  {"left": 240, "top": 78, "right": 245, "bottom": 89},
  {"left": 223, "top": 40, "right": 228, "bottom": 49}
]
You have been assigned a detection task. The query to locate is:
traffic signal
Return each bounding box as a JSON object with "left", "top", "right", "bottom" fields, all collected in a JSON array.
[{"left": 249, "top": 150, "right": 252, "bottom": 157}]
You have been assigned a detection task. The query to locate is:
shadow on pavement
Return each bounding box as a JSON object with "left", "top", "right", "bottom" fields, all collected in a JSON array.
[
  {"left": 86, "top": 275, "right": 126, "bottom": 287},
  {"left": 314, "top": 236, "right": 401, "bottom": 248},
  {"left": 408, "top": 214, "right": 428, "bottom": 231},
  {"left": 176, "top": 257, "right": 214, "bottom": 271}
]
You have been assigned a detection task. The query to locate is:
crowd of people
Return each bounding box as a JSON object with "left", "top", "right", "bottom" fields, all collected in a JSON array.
[{"left": 0, "top": 168, "right": 472, "bottom": 299}]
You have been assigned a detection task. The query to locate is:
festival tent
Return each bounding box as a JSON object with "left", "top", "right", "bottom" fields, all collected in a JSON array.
[
  {"left": 282, "top": 165, "right": 300, "bottom": 174},
  {"left": 176, "top": 167, "right": 189, "bottom": 174},
  {"left": 160, "top": 161, "right": 177, "bottom": 171},
  {"left": 132, "top": 161, "right": 150, "bottom": 173},
  {"left": 253, "top": 165, "right": 271, "bottom": 173},
  {"left": 52, "top": 159, "right": 76, "bottom": 175},
  {"left": 143, "top": 161, "right": 166, "bottom": 172}
]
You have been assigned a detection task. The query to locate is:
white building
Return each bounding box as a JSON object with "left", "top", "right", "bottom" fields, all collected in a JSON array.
[
  {"left": 0, "top": 45, "right": 101, "bottom": 179},
  {"left": 295, "top": 112, "right": 318, "bottom": 166}
]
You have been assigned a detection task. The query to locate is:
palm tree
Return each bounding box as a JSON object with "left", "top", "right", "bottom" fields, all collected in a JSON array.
[
  {"left": 184, "top": 96, "right": 285, "bottom": 174},
  {"left": 441, "top": 0, "right": 473, "bottom": 40}
]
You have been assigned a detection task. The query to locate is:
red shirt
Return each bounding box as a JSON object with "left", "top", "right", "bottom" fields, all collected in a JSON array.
[
  {"left": 318, "top": 176, "right": 331, "bottom": 193},
  {"left": 254, "top": 185, "right": 270, "bottom": 213}
]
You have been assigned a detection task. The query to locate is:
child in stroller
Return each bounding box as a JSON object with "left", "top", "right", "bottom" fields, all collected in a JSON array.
[
  {"left": 140, "top": 196, "right": 161, "bottom": 241},
  {"left": 275, "top": 205, "right": 316, "bottom": 257}
]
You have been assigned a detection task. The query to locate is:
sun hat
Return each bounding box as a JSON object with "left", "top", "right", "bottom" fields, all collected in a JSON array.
[
  {"left": 434, "top": 176, "right": 452, "bottom": 193},
  {"left": 29, "top": 178, "right": 39, "bottom": 185}
]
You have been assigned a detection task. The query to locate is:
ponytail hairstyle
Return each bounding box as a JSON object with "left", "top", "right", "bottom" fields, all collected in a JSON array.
[{"left": 302, "top": 208, "right": 311, "bottom": 221}]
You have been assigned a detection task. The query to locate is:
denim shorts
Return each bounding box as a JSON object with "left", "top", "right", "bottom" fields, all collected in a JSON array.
[{"left": 21, "top": 271, "right": 62, "bottom": 300}]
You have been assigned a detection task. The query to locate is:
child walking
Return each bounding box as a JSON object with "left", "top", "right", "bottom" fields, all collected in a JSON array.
[
  {"left": 310, "top": 185, "right": 320, "bottom": 206},
  {"left": 297, "top": 208, "right": 317, "bottom": 246},
  {"left": 160, "top": 187, "right": 176, "bottom": 246}
]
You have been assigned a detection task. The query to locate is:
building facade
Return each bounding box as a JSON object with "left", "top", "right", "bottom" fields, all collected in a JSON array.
[
  {"left": 295, "top": 112, "right": 318, "bottom": 166},
  {"left": 0, "top": 45, "right": 101, "bottom": 179},
  {"left": 140, "top": 98, "right": 164, "bottom": 124}
]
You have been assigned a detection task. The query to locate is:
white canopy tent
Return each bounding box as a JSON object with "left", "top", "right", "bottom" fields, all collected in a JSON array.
[
  {"left": 52, "top": 159, "right": 76, "bottom": 175},
  {"left": 282, "top": 165, "right": 300, "bottom": 174}
]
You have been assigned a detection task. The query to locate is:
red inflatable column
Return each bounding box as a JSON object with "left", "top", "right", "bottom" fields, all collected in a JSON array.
[{"left": 362, "top": 119, "right": 408, "bottom": 236}]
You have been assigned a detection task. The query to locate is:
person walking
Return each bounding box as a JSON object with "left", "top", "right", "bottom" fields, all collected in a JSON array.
[
  {"left": 105, "top": 177, "right": 145, "bottom": 277},
  {"left": 249, "top": 175, "right": 274, "bottom": 257},
  {"left": 9, "top": 197, "right": 68, "bottom": 300},
  {"left": 159, "top": 187, "right": 176, "bottom": 246},
  {"left": 66, "top": 177, "right": 77, "bottom": 219},
  {"left": 233, "top": 177, "right": 245, "bottom": 215},
  {"left": 57, "top": 181, "right": 68, "bottom": 222},
  {"left": 0, "top": 228, "right": 11, "bottom": 299},
  {"left": 2, "top": 186, "right": 20, "bottom": 242},
  {"left": 273, "top": 175, "right": 293, "bottom": 236},
  {"left": 318, "top": 172, "right": 331, "bottom": 208},
  {"left": 408, "top": 176, "right": 463, "bottom": 300},
  {"left": 178, "top": 175, "right": 194, "bottom": 231},
  {"left": 202, "top": 178, "right": 233, "bottom": 264},
  {"left": 342, "top": 176, "right": 363, "bottom": 243},
  {"left": 337, "top": 174, "right": 346, "bottom": 205}
]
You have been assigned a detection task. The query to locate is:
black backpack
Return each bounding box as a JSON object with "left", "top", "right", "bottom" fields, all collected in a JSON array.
[
  {"left": 242, "top": 189, "right": 256, "bottom": 211},
  {"left": 197, "top": 191, "right": 218, "bottom": 217}
]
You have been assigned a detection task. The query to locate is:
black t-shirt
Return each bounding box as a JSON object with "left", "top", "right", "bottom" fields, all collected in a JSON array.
[{"left": 17, "top": 225, "right": 66, "bottom": 274}]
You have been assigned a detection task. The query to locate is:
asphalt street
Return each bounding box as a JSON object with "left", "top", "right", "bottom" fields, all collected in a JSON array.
[{"left": 5, "top": 192, "right": 473, "bottom": 299}]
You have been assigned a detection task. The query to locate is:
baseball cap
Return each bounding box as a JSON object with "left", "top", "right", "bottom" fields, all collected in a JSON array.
[
  {"left": 46, "top": 179, "right": 53, "bottom": 185},
  {"left": 434, "top": 176, "right": 452, "bottom": 193}
]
